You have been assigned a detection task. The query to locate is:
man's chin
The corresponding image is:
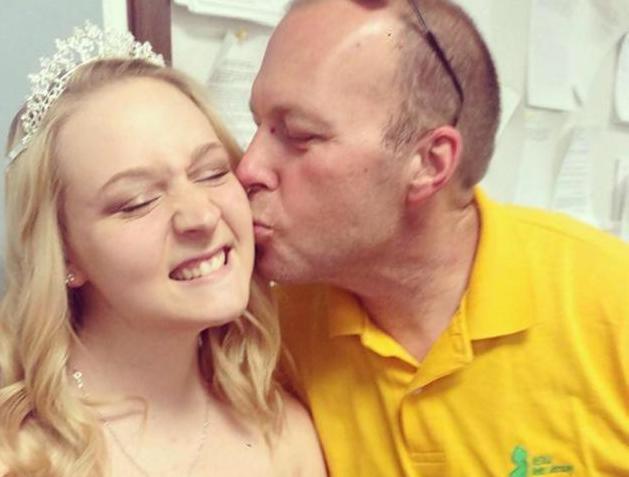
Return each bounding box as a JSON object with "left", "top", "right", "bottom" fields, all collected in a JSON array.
[
  {"left": 253, "top": 252, "right": 281, "bottom": 282},
  {"left": 254, "top": 256, "right": 301, "bottom": 284},
  {"left": 254, "top": 246, "right": 323, "bottom": 284}
]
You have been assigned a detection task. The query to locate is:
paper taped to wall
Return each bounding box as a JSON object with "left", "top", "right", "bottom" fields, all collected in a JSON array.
[
  {"left": 613, "top": 157, "right": 629, "bottom": 221},
  {"left": 527, "top": 0, "right": 577, "bottom": 111},
  {"left": 573, "top": 0, "right": 629, "bottom": 103},
  {"left": 514, "top": 109, "right": 565, "bottom": 208},
  {"left": 174, "top": 0, "right": 290, "bottom": 27},
  {"left": 615, "top": 33, "right": 629, "bottom": 124},
  {"left": 498, "top": 85, "right": 521, "bottom": 138},
  {"left": 551, "top": 127, "right": 598, "bottom": 226},
  {"left": 621, "top": 180, "right": 629, "bottom": 241},
  {"left": 206, "top": 30, "right": 270, "bottom": 148}
]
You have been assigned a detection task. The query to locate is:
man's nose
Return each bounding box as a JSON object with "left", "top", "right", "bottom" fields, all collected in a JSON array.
[{"left": 237, "top": 128, "right": 279, "bottom": 195}]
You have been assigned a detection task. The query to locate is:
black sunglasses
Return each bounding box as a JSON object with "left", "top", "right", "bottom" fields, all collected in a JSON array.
[{"left": 406, "top": 0, "right": 464, "bottom": 125}]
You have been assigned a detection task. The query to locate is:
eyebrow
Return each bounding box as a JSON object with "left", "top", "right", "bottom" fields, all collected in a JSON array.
[
  {"left": 285, "top": 108, "right": 333, "bottom": 131},
  {"left": 188, "top": 141, "right": 226, "bottom": 170},
  {"left": 98, "top": 167, "right": 156, "bottom": 195},
  {"left": 249, "top": 101, "right": 333, "bottom": 131},
  {"left": 98, "top": 141, "right": 225, "bottom": 194}
]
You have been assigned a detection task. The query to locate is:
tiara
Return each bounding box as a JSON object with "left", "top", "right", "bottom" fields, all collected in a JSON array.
[{"left": 7, "top": 21, "right": 165, "bottom": 164}]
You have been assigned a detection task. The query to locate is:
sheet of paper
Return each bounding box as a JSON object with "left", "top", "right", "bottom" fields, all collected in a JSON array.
[
  {"left": 615, "top": 33, "right": 629, "bottom": 123},
  {"left": 620, "top": 181, "right": 629, "bottom": 241},
  {"left": 174, "top": 0, "right": 290, "bottom": 27},
  {"left": 612, "top": 157, "right": 629, "bottom": 221},
  {"left": 527, "top": 0, "right": 577, "bottom": 111},
  {"left": 514, "top": 110, "right": 563, "bottom": 208},
  {"left": 551, "top": 127, "right": 598, "bottom": 225},
  {"left": 206, "top": 30, "right": 270, "bottom": 149},
  {"left": 497, "top": 84, "right": 521, "bottom": 138},
  {"left": 573, "top": 0, "right": 629, "bottom": 103}
]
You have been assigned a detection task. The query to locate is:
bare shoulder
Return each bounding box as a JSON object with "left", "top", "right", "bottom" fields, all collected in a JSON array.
[{"left": 273, "top": 393, "right": 327, "bottom": 476}]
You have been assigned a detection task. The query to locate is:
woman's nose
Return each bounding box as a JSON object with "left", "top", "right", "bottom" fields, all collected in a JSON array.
[{"left": 171, "top": 187, "right": 220, "bottom": 238}]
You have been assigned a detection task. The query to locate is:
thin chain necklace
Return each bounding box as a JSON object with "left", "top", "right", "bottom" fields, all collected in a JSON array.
[{"left": 71, "top": 370, "right": 209, "bottom": 477}]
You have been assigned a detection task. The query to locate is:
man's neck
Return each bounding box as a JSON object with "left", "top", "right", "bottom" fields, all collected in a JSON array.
[{"left": 342, "top": 196, "right": 480, "bottom": 361}]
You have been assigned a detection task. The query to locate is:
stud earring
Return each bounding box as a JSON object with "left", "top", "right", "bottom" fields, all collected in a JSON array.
[{"left": 65, "top": 272, "right": 75, "bottom": 286}]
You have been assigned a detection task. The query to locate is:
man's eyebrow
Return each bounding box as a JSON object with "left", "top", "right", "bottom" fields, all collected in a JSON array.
[
  {"left": 285, "top": 107, "right": 333, "bottom": 130},
  {"left": 252, "top": 102, "right": 333, "bottom": 130},
  {"left": 256, "top": 103, "right": 332, "bottom": 130}
]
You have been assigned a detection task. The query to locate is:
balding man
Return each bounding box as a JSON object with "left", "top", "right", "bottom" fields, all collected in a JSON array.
[{"left": 237, "top": 0, "right": 629, "bottom": 475}]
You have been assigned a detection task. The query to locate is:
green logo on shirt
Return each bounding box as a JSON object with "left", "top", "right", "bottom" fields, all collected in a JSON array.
[
  {"left": 509, "top": 445, "right": 574, "bottom": 475},
  {"left": 510, "top": 445, "right": 528, "bottom": 477}
]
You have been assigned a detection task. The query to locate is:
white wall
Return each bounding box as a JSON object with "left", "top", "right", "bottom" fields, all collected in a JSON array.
[
  {"left": 0, "top": 0, "right": 104, "bottom": 286},
  {"left": 0, "top": 1, "right": 105, "bottom": 154},
  {"left": 479, "top": 0, "right": 629, "bottom": 234}
]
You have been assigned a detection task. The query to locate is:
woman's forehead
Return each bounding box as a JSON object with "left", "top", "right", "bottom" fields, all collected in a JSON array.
[{"left": 55, "top": 78, "right": 219, "bottom": 191}]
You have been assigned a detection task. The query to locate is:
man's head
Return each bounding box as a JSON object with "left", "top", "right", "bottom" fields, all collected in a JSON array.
[{"left": 237, "top": 0, "right": 500, "bottom": 284}]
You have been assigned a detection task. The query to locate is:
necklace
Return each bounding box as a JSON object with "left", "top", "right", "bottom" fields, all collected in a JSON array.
[{"left": 71, "top": 370, "right": 209, "bottom": 477}]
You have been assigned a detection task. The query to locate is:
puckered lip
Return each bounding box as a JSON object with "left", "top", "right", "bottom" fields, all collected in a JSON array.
[
  {"left": 169, "top": 246, "right": 229, "bottom": 277},
  {"left": 253, "top": 220, "right": 272, "bottom": 230},
  {"left": 253, "top": 221, "right": 274, "bottom": 241}
]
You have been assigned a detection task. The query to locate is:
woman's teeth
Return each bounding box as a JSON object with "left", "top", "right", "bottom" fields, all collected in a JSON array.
[{"left": 172, "top": 250, "right": 226, "bottom": 281}]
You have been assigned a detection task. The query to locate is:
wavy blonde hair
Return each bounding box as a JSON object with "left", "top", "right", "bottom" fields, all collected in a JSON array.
[{"left": 0, "top": 59, "right": 282, "bottom": 477}]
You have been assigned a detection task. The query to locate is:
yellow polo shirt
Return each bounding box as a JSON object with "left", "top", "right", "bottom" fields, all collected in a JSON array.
[{"left": 278, "top": 190, "right": 629, "bottom": 477}]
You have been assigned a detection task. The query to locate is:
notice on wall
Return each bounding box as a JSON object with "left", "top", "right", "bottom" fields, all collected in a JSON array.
[
  {"left": 620, "top": 181, "right": 629, "bottom": 241},
  {"left": 613, "top": 157, "right": 629, "bottom": 222},
  {"left": 527, "top": 0, "right": 577, "bottom": 111},
  {"left": 206, "top": 30, "right": 270, "bottom": 149},
  {"left": 528, "top": 0, "right": 629, "bottom": 109},
  {"left": 573, "top": 0, "right": 629, "bottom": 103},
  {"left": 498, "top": 85, "right": 521, "bottom": 138},
  {"left": 615, "top": 33, "right": 629, "bottom": 124},
  {"left": 551, "top": 127, "right": 598, "bottom": 226},
  {"left": 514, "top": 110, "right": 565, "bottom": 208},
  {"left": 174, "top": 0, "right": 290, "bottom": 26}
]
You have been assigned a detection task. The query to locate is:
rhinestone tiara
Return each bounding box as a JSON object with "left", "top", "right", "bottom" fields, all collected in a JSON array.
[{"left": 7, "top": 21, "right": 165, "bottom": 164}]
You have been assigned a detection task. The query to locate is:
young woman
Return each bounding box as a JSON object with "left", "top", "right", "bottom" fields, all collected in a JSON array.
[{"left": 0, "top": 24, "right": 326, "bottom": 477}]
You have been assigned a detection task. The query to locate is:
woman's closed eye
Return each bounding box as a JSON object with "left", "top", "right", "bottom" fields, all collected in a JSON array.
[
  {"left": 118, "top": 196, "right": 160, "bottom": 214},
  {"left": 193, "top": 168, "right": 231, "bottom": 184}
]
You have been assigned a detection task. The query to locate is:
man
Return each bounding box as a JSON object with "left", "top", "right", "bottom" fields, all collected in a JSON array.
[{"left": 237, "top": 0, "right": 629, "bottom": 475}]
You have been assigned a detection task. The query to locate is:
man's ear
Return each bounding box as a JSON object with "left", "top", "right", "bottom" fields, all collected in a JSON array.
[{"left": 406, "top": 126, "right": 462, "bottom": 204}]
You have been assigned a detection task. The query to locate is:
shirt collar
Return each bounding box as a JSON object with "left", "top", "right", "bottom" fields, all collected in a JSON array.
[
  {"left": 326, "top": 286, "right": 367, "bottom": 337},
  {"left": 465, "top": 188, "right": 537, "bottom": 339}
]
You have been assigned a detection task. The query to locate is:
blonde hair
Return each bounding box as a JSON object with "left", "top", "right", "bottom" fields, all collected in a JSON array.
[{"left": 0, "top": 59, "right": 282, "bottom": 476}]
